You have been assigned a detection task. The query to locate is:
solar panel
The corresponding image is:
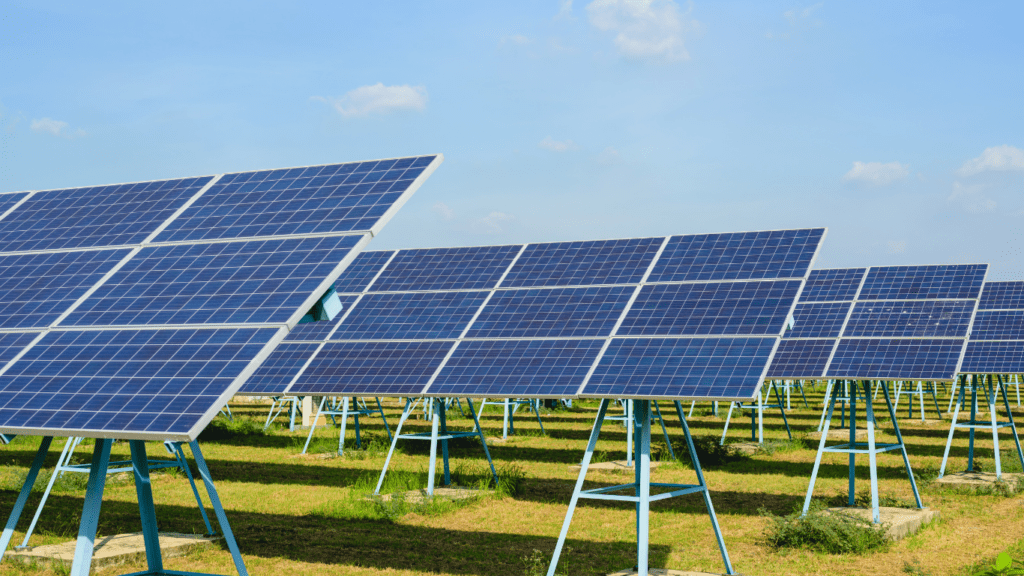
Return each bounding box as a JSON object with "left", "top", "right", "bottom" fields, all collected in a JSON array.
[
  {"left": 960, "top": 280, "right": 1024, "bottom": 374},
  {"left": 332, "top": 250, "right": 397, "bottom": 294},
  {"left": 800, "top": 268, "right": 866, "bottom": 302},
  {"left": 0, "top": 154, "right": 443, "bottom": 440},
  {"left": 785, "top": 302, "right": 851, "bottom": 338},
  {"left": 858, "top": 265, "right": 986, "bottom": 300},
  {"left": 842, "top": 300, "right": 976, "bottom": 338},
  {"left": 239, "top": 342, "right": 322, "bottom": 395},
  {"left": 766, "top": 339, "right": 834, "bottom": 378},
  {"left": 265, "top": 228, "right": 826, "bottom": 401},
  {"left": 827, "top": 338, "right": 966, "bottom": 381}
]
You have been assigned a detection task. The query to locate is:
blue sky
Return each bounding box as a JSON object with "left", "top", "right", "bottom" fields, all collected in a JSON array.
[{"left": 2, "top": 1, "right": 1022, "bottom": 278}]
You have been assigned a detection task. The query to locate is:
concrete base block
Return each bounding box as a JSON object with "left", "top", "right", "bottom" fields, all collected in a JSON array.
[
  {"left": 935, "top": 471, "right": 1024, "bottom": 488},
  {"left": 608, "top": 568, "right": 726, "bottom": 576},
  {"left": 727, "top": 441, "right": 762, "bottom": 455},
  {"left": 827, "top": 507, "right": 939, "bottom": 540},
  {"left": 8, "top": 532, "right": 219, "bottom": 570},
  {"left": 807, "top": 428, "right": 868, "bottom": 441},
  {"left": 569, "top": 460, "right": 665, "bottom": 473},
  {"left": 373, "top": 486, "right": 488, "bottom": 504}
]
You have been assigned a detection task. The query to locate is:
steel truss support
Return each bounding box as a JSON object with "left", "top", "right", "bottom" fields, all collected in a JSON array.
[
  {"left": 478, "top": 398, "right": 546, "bottom": 440},
  {"left": 803, "top": 380, "right": 922, "bottom": 524},
  {"left": 940, "top": 374, "right": 1024, "bottom": 480},
  {"left": 0, "top": 439, "right": 248, "bottom": 576},
  {"left": 374, "top": 398, "right": 497, "bottom": 496},
  {"left": 301, "top": 396, "right": 392, "bottom": 456},
  {"left": 547, "top": 400, "right": 733, "bottom": 576},
  {"left": 892, "top": 380, "right": 942, "bottom": 422},
  {"left": 721, "top": 382, "right": 792, "bottom": 445},
  {"left": 263, "top": 396, "right": 302, "bottom": 431}
]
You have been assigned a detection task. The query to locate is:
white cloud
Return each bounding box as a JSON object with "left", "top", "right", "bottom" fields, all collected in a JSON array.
[
  {"left": 768, "top": 3, "right": 823, "bottom": 40},
  {"left": 432, "top": 202, "right": 455, "bottom": 221},
  {"left": 555, "top": 0, "right": 575, "bottom": 20},
  {"left": 842, "top": 161, "right": 910, "bottom": 185},
  {"left": 539, "top": 136, "right": 578, "bottom": 152},
  {"left": 958, "top": 145, "right": 1024, "bottom": 177},
  {"left": 586, "top": 0, "right": 697, "bottom": 62},
  {"left": 887, "top": 240, "right": 907, "bottom": 254},
  {"left": 30, "top": 117, "right": 84, "bottom": 137},
  {"left": 501, "top": 34, "right": 532, "bottom": 45},
  {"left": 597, "top": 146, "right": 620, "bottom": 164},
  {"left": 948, "top": 181, "right": 996, "bottom": 213},
  {"left": 313, "top": 83, "right": 427, "bottom": 117},
  {"left": 473, "top": 211, "right": 515, "bottom": 234}
]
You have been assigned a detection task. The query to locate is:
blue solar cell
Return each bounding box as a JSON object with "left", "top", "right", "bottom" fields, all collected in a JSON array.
[
  {"left": 371, "top": 245, "right": 521, "bottom": 291},
  {"left": 289, "top": 340, "right": 452, "bottom": 396},
  {"left": 153, "top": 156, "right": 437, "bottom": 242},
  {"left": 647, "top": 228, "right": 824, "bottom": 282},
  {"left": 859, "top": 265, "right": 986, "bottom": 300},
  {"left": 618, "top": 280, "right": 801, "bottom": 336},
  {"left": 0, "top": 327, "right": 277, "bottom": 436},
  {"left": 428, "top": 339, "right": 605, "bottom": 397},
  {"left": 238, "top": 342, "right": 321, "bottom": 395},
  {"left": 64, "top": 235, "right": 361, "bottom": 326},
  {"left": 329, "top": 291, "right": 489, "bottom": 340},
  {"left": 786, "top": 302, "right": 851, "bottom": 338},
  {"left": 466, "top": 286, "right": 633, "bottom": 338},
  {"left": 0, "top": 178, "right": 213, "bottom": 252},
  {"left": 283, "top": 295, "right": 360, "bottom": 341},
  {"left": 766, "top": 339, "right": 833, "bottom": 378},
  {"left": 0, "top": 193, "right": 29, "bottom": 220},
  {"left": 969, "top": 311, "right": 1024, "bottom": 340},
  {"left": 843, "top": 300, "right": 975, "bottom": 338},
  {"left": 501, "top": 237, "right": 663, "bottom": 287},
  {"left": 961, "top": 341, "right": 1024, "bottom": 374},
  {"left": 583, "top": 337, "right": 778, "bottom": 399},
  {"left": 332, "top": 250, "right": 395, "bottom": 293},
  {"left": 826, "top": 338, "right": 964, "bottom": 380},
  {"left": 801, "top": 268, "right": 865, "bottom": 302},
  {"left": 979, "top": 281, "right": 1024, "bottom": 310},
  {"left": 0, "top": 332, "right": 41, "bottom": 366},
  {"left": 0, "top": 249, "right": 132, "bottom": 329}
]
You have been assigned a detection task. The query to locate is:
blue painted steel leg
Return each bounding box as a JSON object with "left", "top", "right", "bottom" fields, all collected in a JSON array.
[
  {"left": 548, "top": 399, "right": 610, "bottom": 576},
  {"left": 879, "top": 381, "right": 923, "bottom": 508},
  {"left": 465, "top": 398, "right": 499, "bottom": 486},
  {"left": 803, "top": 384, "right": 839, "bottom": 516},
  {"left": 129, "top": 440, "right": 163, "bottom": 573},
  {"left": 674, "top": 401, "right": 733, "bottom": 574},
  {"left": 375, "top": 398, "right": 393, "bottom": 441},
  {"left": 439, "top": 398, "right": 451, "bottom": 487},
  {"left": 770, "top": 382, "right": 793, "bottom": 441},
  {"left": 302, "top": 396, "right": 329, "bottom": 455},
  {"left": 375, "top": 398, "right": 419, "bottom": 495},
  {"left": 848, "top": 380, "right": 857, "bottom": 506},
  {"left": 18, "top": 436, "right": 75, "bottom": 549},
  {"left": 170, "top": 442, "right": 215, "bottom": 536},
  {"left": 939, "top": 376, "right": 966, "bottom": 477},
  {"left": 862, "top": 381, "right": 880, "bottom": 523},
  {"left": 427, "top": 398, "right": 441, "bottom": 496},
  {"left": 634, "top": 400, "right": 651, "bottom": 574},
  {"left": 188, "top": 441, "right": 249, "bottom": 576},
  {"left": 0, "top": 436, "right": 53, "bottom": 560},
  {"left": 988, "top": 375, "right": 1002, "bottom": 478},
  {"left": 533, "top": 399, "right": 546, "bottom": 434},
  {"left": 653, "top": 401, "right": 676, "bottom": 460},
  {"left": 997, "top": 375, "right": 1024, "bottom": 472},
  {"left": 339, "top": 397, "right": 350, "bottom": 456},
  {"left": 969, "top": 376, "right": 978, "bottom": 471},
  {"left": 70, "top": 438, "right": 112, "bottom": 576}
]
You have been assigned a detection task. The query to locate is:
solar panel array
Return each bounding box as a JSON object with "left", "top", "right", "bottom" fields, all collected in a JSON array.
[
  {"left": 768, "top": 264, "right": 987, "bottom": 381},
  {"left": 242, "top": 228, "right": 826, "bottom": 401},
  {"left": 0, "top": 154, "right": 442, "bottom": 441},
  {"left": 960, "top": 281, "right": 1024, "bottom": 374}
]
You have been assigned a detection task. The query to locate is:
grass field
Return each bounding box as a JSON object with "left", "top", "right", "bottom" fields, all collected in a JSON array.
[{"left": 2, "top": 385, "right": 1024, "bottom": 576}]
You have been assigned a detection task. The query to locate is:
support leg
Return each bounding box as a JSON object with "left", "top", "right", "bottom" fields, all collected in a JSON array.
[
  {"left": 989, "top": 375, "right": 1002, "bottom": 479},
  {"left": 170, "top": 442, "right": 215, "bottom": 536},
  {"left": 969, "top": 377, "right": 978, "bottom": 472},
  {"left": 339, "top": 397, "right": 350, "bottom": 456},
  {"left": 653, "top": 401, "right": 675, "bottom": 460},
  {"left": 19, "top": 437, "right": 75, "bottom": 548},
  {"left": 0, "top": 437, "right": 53, "bottom": 560},
  {"left": 70, "top": 439, "right": 112, "bottom": 576},
  {"left": 862, "top": 381, "right": 880, "bottom": 524},
  {"left": 998, "top": 375, "right": 1024, "bottom": 473},
  {"left": 720, "top": 402, "right": 735, "bottom": 446},
  {"left": 771, "top": 382, "right": 793, "bottom": 441},
  {"left": 465, "top": 398, "right": 499, "bottom": 486},
  {"left": 427, "top": 398, "right": 441, "bottom": 496},
  {"left": 189, "top": 441, "right": 249, "bottom": 576},
  {"left": 818, "top": 380, "right": 834, "bottom": 432},
  {"left": 301, "top": 396, "right": 328, "bottom": 455},
  {"left": 547, "top": 400, "right": 610, "bottom": 576},
  {"left": 439, "top": 399, "right": 451, "bottom": 487},
  {"left": 848, "top": 382, "right": 857, "bottom": 507},
  {"left": 803, "top": 389, "right": 839, "bottom": 516},
  {"left": 375, "top": 398, "right": 418, "bottom": 495},
  {"left": 880, "top": 383, "right": 923, "bottom": 508},
  {"left": 939, "top": 377, "right": 965, "bottom": 478},
  {"left": 634, "top": 401, "right": 651, "bottom": 575},
  {"left": 129, "top": 441, "right": 163, "bottom": 573},
  {"left": 376, "top": 397, "right": 393, "bottom": 441},
  {"left": 534, "top": 399, "right": 546, "bottom": 434}
]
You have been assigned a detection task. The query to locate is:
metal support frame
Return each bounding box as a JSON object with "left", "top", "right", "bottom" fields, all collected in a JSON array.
[
  {"left": 547, "top": 400, "right": 733, "bottom": 576},
  {"left": 1, "top": 438, "right": 248, "bottom": 576},
  {"left": 478, "top": 398, "right": 546, "bottom": 440},
  {"left": 301, "top": 396, "right": 392, "bottom": 456},
  {"left": 374, "top": 398, "right": 497, "bottom": 496},
  {"left": 17, "top": 438, "right": 214, "bottom": 549},
  {"left": 939, "top": 374, "right": 1024, "bottom": 480},
  {"left": 803, "top": 380, "right": 922, "bottom": 524},
  {"left": 892, "top": 380, "right": 942, "bottom": 421},
  {"left": 262, "top": 396, "right": 302, "bottom": 431},
  {"left": 687, "top": 401, "right": 719, "bottom": 418},
  {"left": 720, "top": 383, "right": 792, "bottom": 445}
]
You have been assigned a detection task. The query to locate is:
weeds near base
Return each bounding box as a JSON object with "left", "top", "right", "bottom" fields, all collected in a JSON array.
[
  {"left": 523, "top": 547, "right": 570, "bottom": 576},
  {"left": 760, "top": 501, "right": 890, "bottom": 554}
]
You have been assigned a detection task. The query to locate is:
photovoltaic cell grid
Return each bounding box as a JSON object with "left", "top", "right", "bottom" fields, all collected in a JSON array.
[
  {"left": 769, "top": 264, "right": 988, "bottom": 381},
  {"left": 961, "top": 281, "right": 1024, "bottom": 374},
  {"left": 268, "top": 228, "right": 826, "bottom": 401},
  {"left": 0, "top": 154, "right": 442, "bottom": 440}
]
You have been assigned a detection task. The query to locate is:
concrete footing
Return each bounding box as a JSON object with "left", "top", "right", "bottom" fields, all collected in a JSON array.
[
  {"left": 807, "top": 428, "right": 868, "bottom": 441},
  {"left": 935, "top": 471, "right": 1024, "bottom": 489},
  {"left": 608, "top": 568, "right": 726, "bottom": 576},
  {"left": 7, "top": 532, "right": 219, "bottom": 570},
  {"left": 827, "top": 506, "right": 939, "bottom": 540},
  {"left": 372, "top": 486, "right": 488, "bottom": 504},
  {"left": 568, "top": 460, "right": 665, "bottom": 473}
]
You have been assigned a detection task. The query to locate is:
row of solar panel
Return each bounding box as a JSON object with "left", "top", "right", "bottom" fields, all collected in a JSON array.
[{"left": 0, "top": 156, "right": 436, "bottom": 253}]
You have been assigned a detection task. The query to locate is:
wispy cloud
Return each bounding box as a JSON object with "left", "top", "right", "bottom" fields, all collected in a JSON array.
[
  {"left": 586, "top": 0, "right": 697, "bottom": 62},
  {"left": 539, "top": 136, "right": 578, "bottom": 152},
  {"left": 597, "top": 146, "right": 620, "bottom": 164},
  {"left": 842, "top": 161, "right": 910, "bottom": 185},
  {"left": 958, "top": 145, "right": 1024, "bottom": 177},
  {"left": 472, "top": 211, "right": 515, "bottom": 233},
  {"left": 30, "top": 117, "right": 85, "bottom": 138},
  {"left": 313, "top": 83, "right": 427, "bottom": 117},
  {"left": 767, "top": 2, "right": 824, "bottom": 40},
  {"left": 432, "top": 202, "right": 455, "bottom": 221},
  {"left": 501, "top": 34, "right": 532, "bottom": 45},
  {"left": 948, "top": 182, "right": 996, "bottom": 213},
  {"left": 555, "top": 0, "right": 575, "bottom": 20}
]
